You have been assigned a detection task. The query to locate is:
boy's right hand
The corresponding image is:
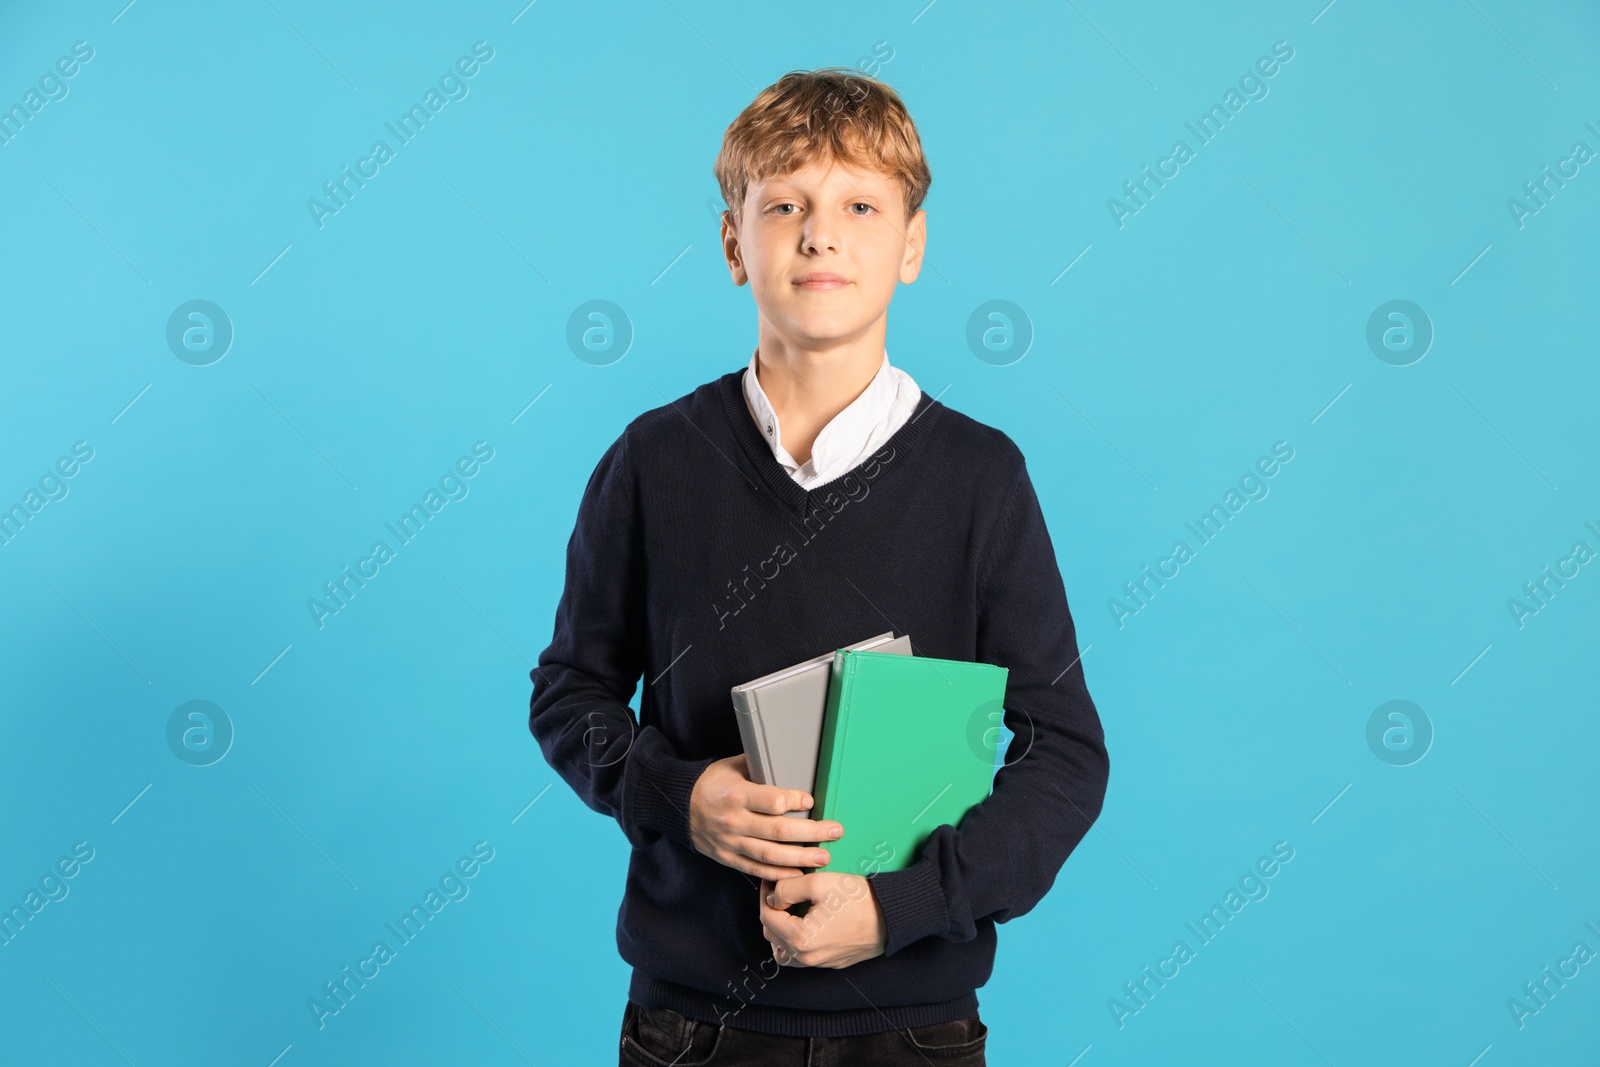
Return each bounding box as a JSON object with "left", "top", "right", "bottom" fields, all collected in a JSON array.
[{"left": 688, "top": 753, "right": 844, "bottom": 880}]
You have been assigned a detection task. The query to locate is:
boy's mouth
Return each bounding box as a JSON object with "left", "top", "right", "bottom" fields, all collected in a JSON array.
[{"left": 793, "top": 272, "right": 849, "bottom": 290}]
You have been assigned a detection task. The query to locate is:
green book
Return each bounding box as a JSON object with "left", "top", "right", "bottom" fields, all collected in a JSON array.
[{"left": 810, "top": 648, "right": 1008, "bottom": 877}]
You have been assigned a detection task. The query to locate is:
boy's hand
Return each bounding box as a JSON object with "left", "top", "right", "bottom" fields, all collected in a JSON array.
[
  {"left": 759, "top": 873, "right": 887, "bottom": 968},
  {"left": 688, "top": 754, "right": 844, "bottom": 880}
]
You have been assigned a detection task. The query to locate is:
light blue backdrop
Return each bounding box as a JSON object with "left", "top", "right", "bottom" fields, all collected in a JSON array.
[{"left": 1, "top": 1, "right": 1596, "bottom": 1064}]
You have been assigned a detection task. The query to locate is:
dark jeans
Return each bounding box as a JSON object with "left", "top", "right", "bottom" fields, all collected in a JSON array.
[{"left": 619, "top": 999, "right": 988, "bottom": 1066}]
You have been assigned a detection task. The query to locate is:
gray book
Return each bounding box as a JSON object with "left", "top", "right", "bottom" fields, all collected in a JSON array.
[{"left": 731, "top": 631, "right": 913, "bottom": 817}]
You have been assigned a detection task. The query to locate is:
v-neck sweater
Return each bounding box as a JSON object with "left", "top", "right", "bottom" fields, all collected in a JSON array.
[{"left": 527, "top": 368, "right": 1110, "bottom": 1038}]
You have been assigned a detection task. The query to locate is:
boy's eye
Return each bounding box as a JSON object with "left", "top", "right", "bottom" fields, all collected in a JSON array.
[{"left": 769, "top": 203, "right": 873, "bottom": 216}]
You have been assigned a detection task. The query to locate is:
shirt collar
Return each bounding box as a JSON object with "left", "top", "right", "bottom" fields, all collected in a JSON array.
[{"left": 741, "top": 347, "right": 898, "bottom": 473}]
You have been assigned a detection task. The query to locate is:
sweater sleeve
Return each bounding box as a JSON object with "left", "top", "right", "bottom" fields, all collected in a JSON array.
[
  {"left": 527, "top": 429, "right": 718, "bottom": 854},
  {"left": 867, "top": 457, "right": 1111, "bottom": 957}
]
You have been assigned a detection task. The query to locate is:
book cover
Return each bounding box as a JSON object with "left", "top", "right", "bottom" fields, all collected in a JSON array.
[{"left": 810, "top": 648, "right": 1007, "bottom": 877}]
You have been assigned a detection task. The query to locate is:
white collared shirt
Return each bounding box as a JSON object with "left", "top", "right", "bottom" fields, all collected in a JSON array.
[{"left": 741, "top": 348, "right": 922, "bottom": 490}]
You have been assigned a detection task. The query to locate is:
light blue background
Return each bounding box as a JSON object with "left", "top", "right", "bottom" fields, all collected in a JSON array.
[{"left": 2, "top": 1, "right": 1597, "bottom": 1064}]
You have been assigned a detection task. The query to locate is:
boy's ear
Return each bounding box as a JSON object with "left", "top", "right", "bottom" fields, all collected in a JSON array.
[
  {"left": 722, "top": 210, "right": 749, "bottom": 286},
  {"left": 899, "top": 207, "right": 927, "bottom": 284}
]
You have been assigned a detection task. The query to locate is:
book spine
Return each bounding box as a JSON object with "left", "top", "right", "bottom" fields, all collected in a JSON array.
[
  {"left": 810, "top": 650, "right": 853, "bottom": 832},
  {"left": 730, "top": 689, "right": 768, "bottom": 785}
]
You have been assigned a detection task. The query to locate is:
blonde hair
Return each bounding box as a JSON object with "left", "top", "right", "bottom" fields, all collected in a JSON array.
[{"left": 714, "top": 67, "right": 932, "bottom": 227}]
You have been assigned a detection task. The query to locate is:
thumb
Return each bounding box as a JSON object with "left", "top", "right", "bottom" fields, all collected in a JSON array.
[{"left": 767, "top": 873, "right": 817, "bottom": 909}]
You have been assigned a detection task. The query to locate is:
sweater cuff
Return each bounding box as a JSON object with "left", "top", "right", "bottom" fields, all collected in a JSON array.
[
  {"left": 627, "top": 749, "right": 718, "bottom": 854},
  {"left": 868, "top": 858, "right": 950, "bottom": 957}
]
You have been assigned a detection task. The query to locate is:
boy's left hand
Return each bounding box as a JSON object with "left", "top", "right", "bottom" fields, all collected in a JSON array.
[{"left": 759, "top": 873, "right": 887, "bottom": 969}]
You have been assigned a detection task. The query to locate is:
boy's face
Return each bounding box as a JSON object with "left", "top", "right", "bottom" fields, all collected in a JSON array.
[{"left": 721, "top": 158, "right": 926, "bottom": 349}]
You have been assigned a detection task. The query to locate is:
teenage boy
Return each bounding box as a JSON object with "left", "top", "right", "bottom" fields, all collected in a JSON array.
[{"left": 529, "top": 67, "right": 1109, "bottom": 1066}]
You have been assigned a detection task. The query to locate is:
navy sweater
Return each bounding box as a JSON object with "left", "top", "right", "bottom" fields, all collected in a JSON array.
[{"left": 528, "top": 368, "right": 1110, "bottom": 1037}]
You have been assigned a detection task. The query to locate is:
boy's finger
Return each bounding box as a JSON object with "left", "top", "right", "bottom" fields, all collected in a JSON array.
[
  {"left": 765, "top": 873, "right": 817, "bottom": 909},
  {"left": 767, "top": 816, "right": 843, "bottom": 842},
  {"left": 761, "top": 911, "right": 805, "bottom": 951},
  {"left": 741, "top": 860, "right": 803, "bottom": 881},
  {"left": 749, "top": 787, "right": 812, "bottom": 816},
  {"left": 759, "top": 897, "right": 808, "bottom": 941},
  {"left": 737, "top": 835, "right": 829, "bottom": 870}
]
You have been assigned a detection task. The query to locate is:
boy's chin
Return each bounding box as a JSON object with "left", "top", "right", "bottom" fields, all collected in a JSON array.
[{"left": 764, "top": 312, "right": 884, "bottom": 347}]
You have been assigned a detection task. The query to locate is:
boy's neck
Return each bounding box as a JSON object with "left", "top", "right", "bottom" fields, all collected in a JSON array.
[{"left": 753, "top": 331, "right": 886, "bottom": 466}]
